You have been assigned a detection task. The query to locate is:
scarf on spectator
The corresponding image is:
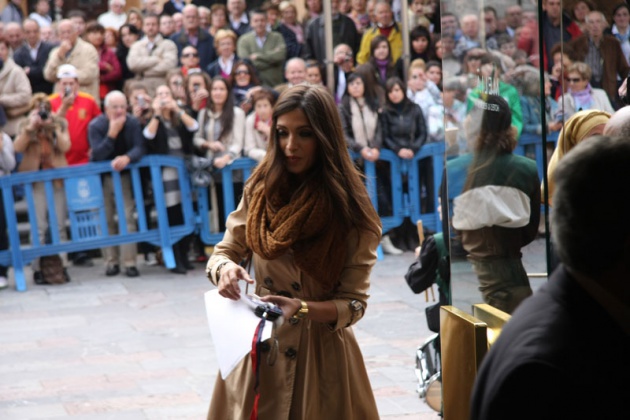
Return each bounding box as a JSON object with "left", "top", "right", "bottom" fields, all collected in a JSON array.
[
  {"left": 570, "top": 83, "right": 593, "bottom": 112},
  {"left": 350, "top": 97, "right": 377, "bottom": 148},
  {"left": 375, "top": 58, "right": 389, "bottom": 83},
  {"left": 246, "top": 177, "right": 346, "bottom": 292}
]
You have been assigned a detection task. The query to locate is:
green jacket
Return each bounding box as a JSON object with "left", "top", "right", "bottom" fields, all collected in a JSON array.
[
  {"left": 467, "top": 81, "right": 523, "bottom": 137},
  {"left": 236, "top": 31, "right": 286, "bottom": 88}
]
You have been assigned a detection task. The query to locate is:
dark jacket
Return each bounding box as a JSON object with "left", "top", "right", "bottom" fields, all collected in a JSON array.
[
  {"left": 380, "top": 100, "right": 426, "bottom": 154},
  {"left": 13, "top": 41, "right": 55, "bottom": 95},
  {"left": 161, "top": 0, "right": 185, "bottom": 16},
  {"left": 206, "top": 54, "right": 241, "bottom": 79},
  {"left": 88, "top": 114, "right": 146, "bottom": 162},
  {"left": 272, "top": 22, "right": 301, "bottom": 59},
  {"left": 470, "top": 265, "right": 630, "bottom": 420},
  {"left": 171, "top": 28, "right": 217, "bottom": 70},
  {"left": 570, "top": 34, "right": 630, "bottom": 107},
  {"left": 303, "top": 14, "right": 359, "bottom": 63},
  {"left": 145, "top": 118, "right": 195, "bottom": 156}
]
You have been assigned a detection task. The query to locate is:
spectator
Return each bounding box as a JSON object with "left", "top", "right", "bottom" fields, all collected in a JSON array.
[
  {"left": 13, "top": 18, "right": 54, "bottom": 95},
  {"left": 365, "top": 35, "right": 403, "bottom": 88},
  {"left": 304, "top": 0, "right": 322, "bottom": 26},
  {"left": 172, "top": 12, "right": 183, "bottom": 34},
  {"left": 548, "top": 42, "right": 574, "bottom": 100},
  {"left": 409, "top": 24, "right": 436, "bottom": 63},
  {"left": 230, "top": 59, "right": 261, "bottom": 111},
  {"left": 305, "top": 59, "right": 323, "bottom": 85},
  {"left": 162, "top": 0, "right": 186, "bottom": 16},
  {"left": 50, "top": 64, "right": 101, "bottom": 166},
  {"left": 608, "top": 3, "right": 630, "bottom": 66},
  {"left": 441, "top": 12, "right": 461, "bottom": 42},
  {"left": 208, "top": 4, "right": 229, "bottom": 38},
  {"left": 407, "top": 0, "right": 431, "bottom": 31},
  {"left": 279, "top": 1, "right": 303, "bottom": 43},
  {"left": 441, "top": 77, "right": 467, "bottom": 155},
  {"left": 453, "top": 95, "right": 540, "bottom": 314},
  {"left": 142, "top": 0, "right": 161, "bottom": 15},
  {"left": 85, "top": 22, "right": 122, "bottom": 103},
  {"left": 104, "top": 27, "right": 119, "bottom": 51},
  {"left": 125, "top": 80, "right": 153, "bottom": 127},
  {"left": 303, "top": 0, "right": 359, "bottom": 64},
  {"left": 5, "top": 22, "right": 23, "bottom": 52},
  {"left": 50, "top": 0, "right": 63, "bottom": 23},
  {"left": 559, "top": 61, "right": 614, "bottom": 119},
  {"left": 14, "top": 93, "right": 71, "bottom": 284},
  {"left": 127, "top": 13, "right": 178, "bottom": 96},
  {"left": 143, "top": 84, "right": 199, "bottom": 274},
  {"left": 67, "top": 10, "right": 87, "bottom": 38},
  {"left": 571, "top": 0, "right": 594, "bottom": 34},
  {"left": 504, "top": 5, "right": 522, "bottom": 39},
  {"left": 347, "top": 0, "right": 370, "bottom": 35},
  {"left": 380, "top": 76, "right": 426, "bottom": 252},
  {"left": 28, "top": 0, "right": 51, "bottom": 28},
  {"left": 180, "top": 45, "right": 201, "bottom": 76},
  {"left": 496, "top": 33, "right": 517, "bottom": 61},
  {"left": 470, "top": 135, "right": 630, "bottom": 420},
  {"left": 274, "top": 57, "right": 306, "bottom": 94},
  {"left": 227, "top": 0, "right": 249, "bottom": 38},
  {"left": 425, "top": 60, "right": 442, "bottom": 89},
  {"left": 440, "top": 34, "right": 460, "bottom": 79},
  {"left": 483, "top": 6, "right": 504, "bottom": 50},
  {"left": 116, "top": 23, "right": 141, "bottom": 90},
  {"left": 237, "top": 8, "right": 286, "bottom": 88},
  {"left": 332, "top": 42, "right": 355, "bottom": 102},
  {"left": 97, "top": 0, "right": 128, "bottom": 31},
  {"left": 0, "top": 128, "right": 15, "bottom": 289},
  {"left": 540, "top": 0, "right": 581, "bottom": 71},
  {"left": 467, "top": 53, "right": 523, "bottom": 137},
  {"left": 407, "top": 59, "right": 440, "bottom": 128},
  {"left": 357, "top": 0, "right": 402, "bottom": 65},
  {"left": 40, "top": 24, "right": 54, "bottom": 43},
  {"left": 171, "top": 4, "right": 216, "bottom": 71},
  {"left": 125, "top": 7, "right": 143, "bottom": 31},
  {"left": 244, "top": 87, "right": 275, "bottom": 162},
  {"left": 571, "top": 10, "right": 630, "bottom": 109},
  {"left": 0, "top": 36, "right": 32, "bottom": 138},
  {"left": 88, "top": 90, "right": 145, "bottom": 278},
  {"left": 519, "top": 69, "right": 561, "bottom": 137},
  {"left": 159, "top": 14, "right": 176, "bottom": 39},
  {"left": 44, "top": 19, "right": 100, "bottom": 105},
  {"left": 453, "top": 14, "right": 482, "bottom": 58},
  {"left": 185, "top": 68, "right": 211, "bottom": 117},
  {"left": 198, "top": 6, "right": 211, "bottom": 32},
  {"left": 193, "top": 76, "right": 245, "bottom": 231},
  {"left": 264, "top": 1, "right": 301, "bottom": 59},
  {"left": 205, "top": 28, "right": 239, "bottom": 79},
  {"left": 1, "top": 0, "right": 23, "bottom": 25},
  {"left": 165, "top": 68, "right": 186, "bottom": 107}
]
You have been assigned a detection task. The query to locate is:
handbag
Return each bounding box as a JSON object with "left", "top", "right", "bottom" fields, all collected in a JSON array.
[
  {"left": 404, "top": 235, "right": 439, "bottom": 294},
  {"left": 185, "top": 155, "right": 214, "bottom": 187}
]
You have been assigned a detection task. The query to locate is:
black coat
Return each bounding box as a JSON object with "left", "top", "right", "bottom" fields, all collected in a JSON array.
[
  {"left": 380, "top": 101, "right": 426, "bottom": 153},
  {"left": 13, "top": 41, "right": 55, "bottom": 95},
  {"left": 303, "top": 14, "right": 359, "bottom": 63},
  {"left": 470, "top": 265, "right": 630, "bottom": 420},
  {"left": 145, "top": 117, "right": 195, "bottom": 156}
]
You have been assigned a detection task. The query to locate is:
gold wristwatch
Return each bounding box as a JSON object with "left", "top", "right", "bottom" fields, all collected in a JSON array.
[{"left": 292, "top": 300, "right": 308, "bottom": 320}]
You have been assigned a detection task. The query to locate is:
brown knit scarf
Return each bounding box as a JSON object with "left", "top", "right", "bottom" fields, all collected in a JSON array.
[{"left": 246, "top": 177, "right": 347, "bottom": 292}]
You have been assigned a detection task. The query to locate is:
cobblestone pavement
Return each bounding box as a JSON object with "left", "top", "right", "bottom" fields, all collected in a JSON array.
[{"left": 0, "top": 238, "right": 547, "bottom": 419}]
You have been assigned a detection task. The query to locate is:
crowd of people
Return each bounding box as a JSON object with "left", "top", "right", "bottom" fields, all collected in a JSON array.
[{"left": 0, "top": 0, "right": 628, "bottom": 288}]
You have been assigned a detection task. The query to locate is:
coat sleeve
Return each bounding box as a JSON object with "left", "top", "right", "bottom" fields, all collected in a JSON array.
[
  {"left": 254, "top": 34, "right": 286, "bottom": 70},
  {"left": 329, "top": 229, "right": 379, "bottom": 331},
  {"left": 124, "top": 117, "right": 146, "bottom": 162},
  {"left": 126, "top": 42, "right": 154, "bottom": 73},
  {"left": 0, "top": 65, "right": 32, "bottom": 108},
  {"left": 76, "top": 44, "right": 100, "bottom": 88},
  {"left": 43, "top": 46, "right": 62, "bottom": 82},
  {"left": 88, "top": 117, "right": 115, "bottom": 161},
  {"left": 99, "top": 49, "right": 122, "bottom": 83},
  {"left": 227, "top": 107, "right": 245, "bottom": 158}
]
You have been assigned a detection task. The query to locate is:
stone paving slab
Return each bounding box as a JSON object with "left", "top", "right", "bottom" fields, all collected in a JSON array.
[{"left": 0, "top": 240, "right": 546, "bottom": 419}]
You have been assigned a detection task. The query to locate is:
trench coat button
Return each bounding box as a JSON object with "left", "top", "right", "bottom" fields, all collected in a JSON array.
[
  {"left": 288, "top": 317, "right": 300, "bottom": 325},
  {"left": 260, "top": 342, "right": 270, "bottom": 352},
  {"left": 264, "top": 277, "right": 273, "bottom": 287},
  {"left": 277, "top": 290, "right": 293, "bottom": 298},
  {"left": 291, "top": 282, "right": 301, "bottom": 292},
  {"left": 284, "top": 348, "right": 297, "bottom": 359}
]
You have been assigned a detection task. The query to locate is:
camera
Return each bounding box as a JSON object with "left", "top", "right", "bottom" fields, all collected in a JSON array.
[
  {"left": 38, "top": 103, "right": 49, "bottom": 120},
  {"left": 64, "top": 86, "right": 72, "bottom": 98},
  {"left": 193, "top": 83, "right": 200, "bottom": 93},
  {"left": 136, "top": 95, "right": 146, "bottom": 109}
]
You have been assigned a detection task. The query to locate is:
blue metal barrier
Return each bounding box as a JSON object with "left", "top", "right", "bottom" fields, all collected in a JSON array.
[
  {"left": 514, "top": 132, "right": 559, "bottom": 181},
  {"left": 196, "top": 158, "right": 258, "bottom": 246},
  {"left": 0, "top": 156, "right": 195, "bottom": 291}
]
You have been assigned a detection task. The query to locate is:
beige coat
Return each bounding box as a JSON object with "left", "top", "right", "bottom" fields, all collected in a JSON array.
[
  {"left": 43, "top": 38, "right": 100, "bottom": 105},
  {"left": 0, "top": 58, "right": 32, "bottom": 137},
  {"left": 205, "top": 193, "right": 380, "bottom": 420},
  {"left": 14, "top": 117, "right": 71, "bottom": 172},
  {"left": 126, "top": 35, "right": 179, "bottom": 96}
]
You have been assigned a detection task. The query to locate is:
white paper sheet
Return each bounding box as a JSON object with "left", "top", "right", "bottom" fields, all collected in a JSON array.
[{"left": 204, "top": 289, "right": 274, "bottom": 379}]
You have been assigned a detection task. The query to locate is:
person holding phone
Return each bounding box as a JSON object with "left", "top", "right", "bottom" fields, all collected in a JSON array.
[{"left": 206, "top": 85, "right": 381, "bottom": 419}]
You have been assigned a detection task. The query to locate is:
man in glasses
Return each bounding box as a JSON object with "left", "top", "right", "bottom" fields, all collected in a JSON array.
[
  {"left": 127, "top": 13, "right": 178, "bottom": 96},
  {"left": 170, "top": 4, "right": 216, "bottom": 70}
]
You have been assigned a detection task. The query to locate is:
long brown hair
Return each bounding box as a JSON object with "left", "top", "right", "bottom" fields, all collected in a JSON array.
[{"left": 247, "top": 85, "right": 381, "bottom": 237}]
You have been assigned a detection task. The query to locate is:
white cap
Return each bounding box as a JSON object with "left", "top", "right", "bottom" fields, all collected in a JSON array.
[{"left": 57, "top": 64, "right": 78, "bottom": 79}]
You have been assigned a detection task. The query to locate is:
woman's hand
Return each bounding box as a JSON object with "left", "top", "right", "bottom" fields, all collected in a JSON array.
[
  {"left": 217, "top": 262, "right": 254, "bottom": 300},
  {"left": 213, "top": 154, "right": 231, "bottom": 169},
  {"left": 398, "top": 148, "right": 415, "bottom": 159},
  {"left": 361, "top": 147, "right": 380, "bottom": 162},
  {"left": 260, "top": 295, "right": 301, "bottom": 319},
  {"left": 208, "top": 140, "right": 225, "bottom": 153}
]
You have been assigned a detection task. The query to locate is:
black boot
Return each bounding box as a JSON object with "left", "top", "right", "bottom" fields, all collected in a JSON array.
[
  {"left": 169, "top": 242, "right": 187, "bottom": 275},
  {"left": 180, "top": 235, "right": 194, "bottom": 270}
]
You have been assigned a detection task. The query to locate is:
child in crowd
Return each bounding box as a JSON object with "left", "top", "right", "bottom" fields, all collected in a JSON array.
[{"left": 305, "top": 59, "right": 324, "bottom": 86}]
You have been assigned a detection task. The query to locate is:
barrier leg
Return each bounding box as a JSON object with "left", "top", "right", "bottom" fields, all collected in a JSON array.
[
  {"left": 3, "top": 187, "right": 26, "bottom": 291},
  {"left": 151, "top": 165, "right": 175, "bottom": 269}
]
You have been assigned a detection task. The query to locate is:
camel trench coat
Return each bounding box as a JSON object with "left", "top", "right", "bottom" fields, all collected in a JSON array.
[{"left": 206, "top": 192, "right": 380, "bottom": 420}]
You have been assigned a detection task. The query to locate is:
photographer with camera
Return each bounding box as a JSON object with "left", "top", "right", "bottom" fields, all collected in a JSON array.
[{"left": 13, "top": 93, "right": 71, "bottom": 285}]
